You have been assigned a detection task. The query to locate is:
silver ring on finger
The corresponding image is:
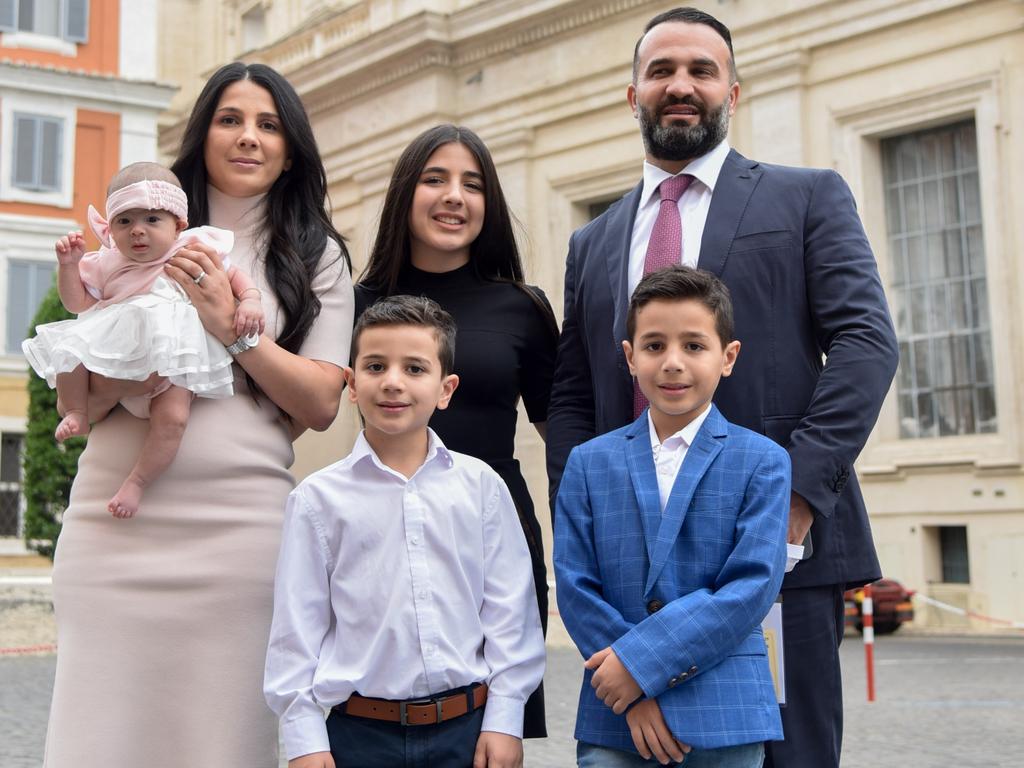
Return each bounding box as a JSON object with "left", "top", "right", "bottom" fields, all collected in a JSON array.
[{"left": 193, "top": 269, "right": 208, "bottom": 286}]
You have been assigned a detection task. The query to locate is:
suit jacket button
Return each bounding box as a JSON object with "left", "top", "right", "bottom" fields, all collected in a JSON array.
[
  {"left": 646, "top": 599, "right": 664, "bottom": 614},
  {"left": 668, "top": 676, "right": 679, "bottom": 688},
  {"left": 688, "top": 665, "right": 697, "bottom": 675}
]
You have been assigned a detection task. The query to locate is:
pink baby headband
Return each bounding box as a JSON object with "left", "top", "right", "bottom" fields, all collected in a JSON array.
[{"left": 87, "top": 180, "right": 189, "bottom": 248}]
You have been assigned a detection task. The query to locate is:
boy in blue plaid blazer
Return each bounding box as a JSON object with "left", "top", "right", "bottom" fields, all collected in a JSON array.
[{"left": 554, "top": 266, "right": 789, "bottom": 767}]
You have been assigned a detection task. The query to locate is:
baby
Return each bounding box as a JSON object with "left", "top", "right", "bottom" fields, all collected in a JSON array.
[{"left": 23, "top": 162, "right": 264, "bottom": 518}]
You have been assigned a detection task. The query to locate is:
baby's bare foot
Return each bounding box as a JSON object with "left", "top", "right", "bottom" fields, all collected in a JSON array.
[
  {"left": 55, "top": 411, "right": 89, "bottom": 443},
  {"left": 108, "top": 479, "right": 144, "bottom": 519}
]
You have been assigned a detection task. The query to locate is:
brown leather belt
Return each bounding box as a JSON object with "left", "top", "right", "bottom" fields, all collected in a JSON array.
[{"left": 339, "top": 683, "right": 487, "bottom": 726}]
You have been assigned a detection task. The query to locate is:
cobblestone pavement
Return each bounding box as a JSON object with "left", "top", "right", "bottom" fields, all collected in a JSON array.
[
  {"left": 4, "top": 576, "right": 1024, "bottom": 767},
  {"left": 524, "top": 635, "right": 1024, "bottom": 768}
]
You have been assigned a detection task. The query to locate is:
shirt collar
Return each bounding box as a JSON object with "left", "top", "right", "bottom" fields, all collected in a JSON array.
[
  {"left": 647, "top": 403, "right": 713, "bottom": 453},
  {"left": 639, "top": 139, "right": 731, "bottom": 210},
  {"left": 351, "top": 428, "right": 454, "bottom": 476}
]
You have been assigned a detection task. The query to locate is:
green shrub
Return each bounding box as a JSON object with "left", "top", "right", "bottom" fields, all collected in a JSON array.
[{"left": 22, "top": 283, "right": 85, "bottom": 558}]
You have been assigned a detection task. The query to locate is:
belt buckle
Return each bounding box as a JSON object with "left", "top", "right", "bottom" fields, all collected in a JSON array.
[{"left": 399, "top": 696, "right": 443, "bottom": 726}]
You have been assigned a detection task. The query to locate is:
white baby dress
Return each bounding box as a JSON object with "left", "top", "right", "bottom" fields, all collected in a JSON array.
[{"left": 23, "top": 226, "right": 237, "bottom": 400}]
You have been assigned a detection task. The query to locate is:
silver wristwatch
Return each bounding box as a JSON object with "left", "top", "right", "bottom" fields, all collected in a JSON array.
[{"left": 226, "top": 332, "right": 260, "bottom": 356}]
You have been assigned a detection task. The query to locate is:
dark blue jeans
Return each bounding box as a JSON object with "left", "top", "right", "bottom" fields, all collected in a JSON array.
[
  {"left": 577, "top": 741, "right": 764, "bottom": 767},
  {"left": 327, "top": 702, "right": 484, "bottom": 767}
]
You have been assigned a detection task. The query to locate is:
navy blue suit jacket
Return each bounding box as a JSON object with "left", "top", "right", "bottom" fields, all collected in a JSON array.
[
  {"left": 555, "top": 406, "right": 788, "bottom": 750},
  {"left": 546, "top": 149, "right": 899, "bottom": 589}
]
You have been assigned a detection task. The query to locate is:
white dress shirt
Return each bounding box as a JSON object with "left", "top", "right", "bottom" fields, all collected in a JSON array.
[
  {"left": 264, "top": 430, "right": 545, "bottom": 760},
  {"left": 628, "top": 139, "right": 732, "bottom": 297},
  {"left": 648, "top": 405, "right": 713, "bottom": 512}
]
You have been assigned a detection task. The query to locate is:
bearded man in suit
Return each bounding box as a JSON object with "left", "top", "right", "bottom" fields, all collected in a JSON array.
[{"left": 545, "top": 7, "right": 899, "bottom": 767}]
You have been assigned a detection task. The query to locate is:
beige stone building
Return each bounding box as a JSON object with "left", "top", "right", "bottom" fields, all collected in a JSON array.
[{"left": 157, "top": 0, "right": 1024, "bottom": 630}]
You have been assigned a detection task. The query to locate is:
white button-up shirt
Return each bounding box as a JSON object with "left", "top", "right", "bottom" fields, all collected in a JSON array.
[
  {"left": 648, "top": 405, "right": 713, "bottom": 512},
  {"left": 628, "top": 139, "right": 732, "bottom": 297},
  {"left": 264, "top": 430, "right": 545, "bottom": 760}
]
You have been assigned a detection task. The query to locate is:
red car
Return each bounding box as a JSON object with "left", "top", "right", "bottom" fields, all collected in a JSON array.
[{"left": 844, "top": 578, "right": 915, "bottom": 634}]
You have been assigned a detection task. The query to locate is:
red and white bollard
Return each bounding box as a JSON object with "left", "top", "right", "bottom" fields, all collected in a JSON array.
[{"left": 862, "top": 583, "right": 876, "bottom": 702}]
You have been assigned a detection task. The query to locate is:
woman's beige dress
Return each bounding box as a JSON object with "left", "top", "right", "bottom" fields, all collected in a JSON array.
[{"left": 43, "top": 187, "right": 353, "bottom": 767}]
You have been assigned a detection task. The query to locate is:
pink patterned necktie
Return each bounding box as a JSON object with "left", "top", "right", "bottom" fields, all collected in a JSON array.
[{"left": 634, "top": 173, "right": 693, "bottom": 419}]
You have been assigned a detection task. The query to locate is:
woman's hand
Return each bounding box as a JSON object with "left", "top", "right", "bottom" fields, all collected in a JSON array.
[
  {"left": 166, "top": 243, "right": 238, "bottom": 346},
  {"left": 75, "top": 373, "right": 165, "bottom": 424},
  {"left": 167, "top": 240, "right": 349, "bottom": 431}
]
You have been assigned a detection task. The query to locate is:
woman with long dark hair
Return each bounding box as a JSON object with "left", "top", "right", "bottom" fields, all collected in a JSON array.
[
  {"left": 43, "top": 63, "right": 353, "bottom": 768},
  {"left": 356, "top": 124, "right": 558, "bottom": 739}
]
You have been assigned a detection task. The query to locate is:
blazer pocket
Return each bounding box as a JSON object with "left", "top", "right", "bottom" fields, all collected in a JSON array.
[
  {"left": 762, "top": 415, "right": 802, "bottom": 447},
  {"left": 730, "top": 230, "right": 793, "bottom": 254},
  {"left": 733, "top": 630, "right": 770, "bottom": 656}
]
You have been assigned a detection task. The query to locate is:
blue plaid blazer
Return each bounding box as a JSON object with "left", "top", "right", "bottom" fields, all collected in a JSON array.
[{"left": 554, "top": 406, "right": 789, "bottom": 751}]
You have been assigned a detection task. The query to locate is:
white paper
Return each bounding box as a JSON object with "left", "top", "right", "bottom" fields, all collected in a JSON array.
[{"left": 761, "top": 600, "right": 786, "bottom": 705}]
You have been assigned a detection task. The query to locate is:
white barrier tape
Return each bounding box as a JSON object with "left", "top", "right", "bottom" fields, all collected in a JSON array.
[
  {"left": 912, "top": 592, "right": 1024, "bottom": 629},
  {"left": 862, "top": 626, "right": 874, "bottom": 643},
  {"left": 0, "top": 575, "right": 52, "bottom": 586}
]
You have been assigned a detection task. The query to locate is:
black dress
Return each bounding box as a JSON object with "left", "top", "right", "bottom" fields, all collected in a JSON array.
[{"left": 354, "top": 262, "right": 556, "bottom": 738}]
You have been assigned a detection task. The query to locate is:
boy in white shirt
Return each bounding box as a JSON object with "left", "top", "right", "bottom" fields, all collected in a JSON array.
[{"left": 265, "top": 295, "right": 545, "bottom": 768}]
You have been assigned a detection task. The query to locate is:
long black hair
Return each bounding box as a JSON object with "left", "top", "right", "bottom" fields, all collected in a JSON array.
[
  {"left": 170, "top": 62, "right": 350, "bottom": 355},
  {"left": 360, "top": 124, "right": 557, "bottom": 338}
]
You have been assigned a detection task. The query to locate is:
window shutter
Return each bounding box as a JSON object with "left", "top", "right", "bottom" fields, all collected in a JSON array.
[
  {"left": 63, "top": 0, "right": 88, "bottom": 43},
  {"left": 0, "top": 0, "right": 15, "bottom": 33},
  {"left": 12, "top": 114, "right": 64, "bottom": 192},
  {"left": 6, "top": 262, "right": 29, "bottom": 352},
  {"left": 40, "top": 118, "right": 62, "bottom": 190},
  {"left": 12, "top": 115, "right": 38, "bottom": 190},
  {"left": 6, "top": 260, "right": 56, "bottom": 353}
]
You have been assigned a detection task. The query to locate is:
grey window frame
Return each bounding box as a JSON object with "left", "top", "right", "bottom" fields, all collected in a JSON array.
[
  {"left": 0, "top": 0, "right": 89, "bottom": 43},
  {"left": 12, "top": 112, "right": 64, "bottom": 193},
  {"left": 882, "top": 119, "right": 996, "bottom": 439},
  {"left": 0, "top": 432, "right": 24, "bottom": 539},
  {"left": 939, "top": 525, "right": 970, "bottom": 584},
  {"left": 6, "top": 259, "right": 56, "bottom": 353}
]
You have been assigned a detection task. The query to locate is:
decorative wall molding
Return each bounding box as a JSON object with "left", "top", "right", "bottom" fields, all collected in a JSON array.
[
  {"left": 249, "top": 0, "right": 658, "bottom": 81},
  {"left": 548, "top": 158, "right": 639, "bottom": 204},
  {"left": 248, "top": 0, "right": 663, "bottom": 117},
  {"left": 736, "top": 0, "right": 978, "bottom": 73},
  {"left": 0, "top": 62, "right": 176, "bottom": 110}
]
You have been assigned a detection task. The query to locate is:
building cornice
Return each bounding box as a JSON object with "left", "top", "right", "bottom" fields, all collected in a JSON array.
[
  {"left": 264, "top": 0, "right": 989, "bottom": 116},
  {"left": 0, "top": 61, "right": 177, "bottom": 112},
  {"left": 738, "top": 0, "right": 980, "bottom": 78},
  {"left": 0, "top": 211, "right": 79, "bottom": 236},
  {"left": 246, "top": 0, "right": 661, "bottom": 117}
]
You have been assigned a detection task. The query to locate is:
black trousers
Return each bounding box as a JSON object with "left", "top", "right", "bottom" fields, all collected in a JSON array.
[{"left": 764, "top": 584, "right": 846, "bottom": 768}]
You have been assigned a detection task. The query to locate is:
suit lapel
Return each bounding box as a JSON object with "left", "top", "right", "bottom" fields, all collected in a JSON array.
[
  {"left": 698, "top": 150, "right": 761, "bottom": 277},
  {"left": 623, "top": 415, "right": 660, "bottom": 567},
  {"left": 605, "top": 183, "right": 643, "bottom": 356},
  {"left": 645, "top": 407, "right": 727, "bottom": 593}
]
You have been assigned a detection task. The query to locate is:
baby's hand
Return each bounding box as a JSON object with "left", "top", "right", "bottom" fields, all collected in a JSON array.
[
  {"left": 55, "top": 231, "right": 86, "bottom": 265},
  {"left": 234, "top": 295, "right": 265, "bottom": 338}
]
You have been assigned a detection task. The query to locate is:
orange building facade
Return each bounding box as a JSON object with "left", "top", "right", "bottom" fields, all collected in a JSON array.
[{"left": 0, "top": 0, "right": 174, "bottom": 550}]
